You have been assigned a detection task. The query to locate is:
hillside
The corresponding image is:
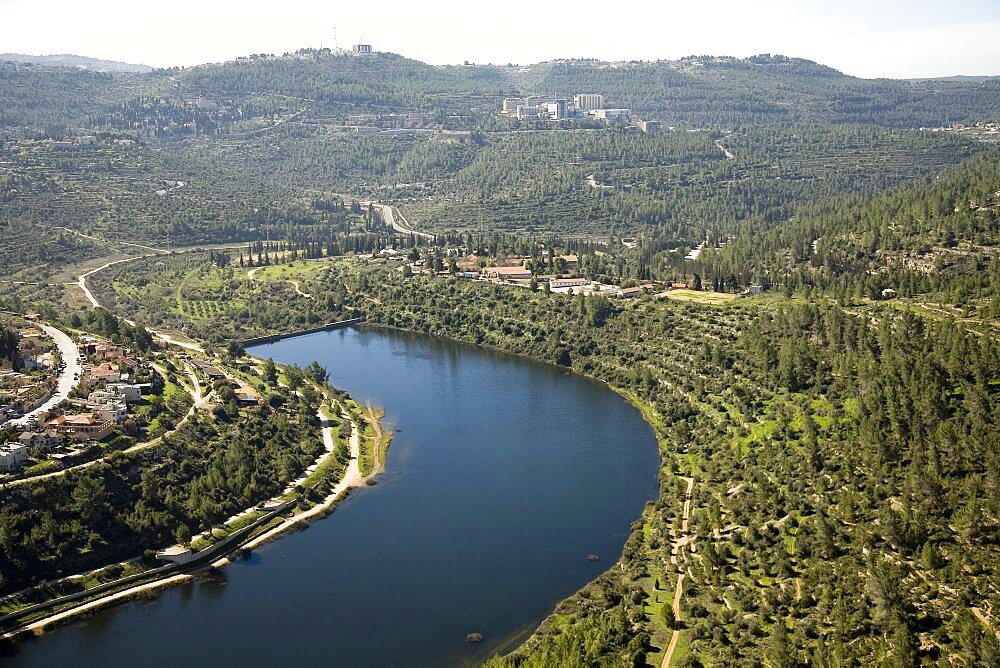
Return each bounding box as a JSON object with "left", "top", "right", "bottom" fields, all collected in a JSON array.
[
  {"left": 507, "top": 55, "right": 1000, "bottom": 127},
  {"left": 2, "top": 50, "right": 999, "bottom": 133},
  {"left": 1, "top": 44, "right": 999, "bottom": 668},
  {"left": 0, "top": 53, "right": 152, "bottom": 73},
  {"left": 694, "top": 146, "right": 1000, "bottom": 316}
]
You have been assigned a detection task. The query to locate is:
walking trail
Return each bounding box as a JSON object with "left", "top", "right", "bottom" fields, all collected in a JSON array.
[
  {"left": 662, "top": 475, "right": 695, "bottom": 668},
  {"left": 217, "top": 405, "right": 363, "bottom": 560},
  {"left": 5, "top": 399, "right": 366, "bottom": 637}
]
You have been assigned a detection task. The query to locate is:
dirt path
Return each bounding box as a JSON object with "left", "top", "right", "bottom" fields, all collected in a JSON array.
[
  {"left": 246, "top": 266, "right": 312, "bottom": 299},
  {"left": 56, "top": 226, "right": 168, "bottom": 254},
  {"left": 77, "top": 256, "right": 146, "bottom": 307},
  {"left": 76, "top": 256, "right": 206, "bottom": 352},
  {"left": 148, "top": 328, "right": 204, "bottom": 352},
  {"left": 5, "top": 399, "right": 367, "bottom": 635},
  {"left": 231, "top": 407, "right": 363, "bottom": 556},
  {"left": 715, "top": 139, "right": 735, "bottom": 160},
  {"left": 662, "top": 476, "right": 695, "bottom": 668},
  {"left": 288, "top": 279, "right": 313, "bottom": 299}
]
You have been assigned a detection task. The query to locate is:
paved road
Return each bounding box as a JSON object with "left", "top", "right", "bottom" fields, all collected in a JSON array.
[
  {"left": 376, "top": 203, "right": 435, "bottom": 241},
  {"left": 10, "top": 324, "right": 82, "bottom": 427}
]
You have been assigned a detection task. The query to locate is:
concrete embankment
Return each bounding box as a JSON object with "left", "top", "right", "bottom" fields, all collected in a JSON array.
[
  {"left": 241, "top": 317, "right": 365, "bottom": 347},
  {"left": 0, "top": 501, "right": 293, "bottom": 636}
]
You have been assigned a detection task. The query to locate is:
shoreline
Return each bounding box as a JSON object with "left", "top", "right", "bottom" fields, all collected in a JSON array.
[
  {"left": 211, "top": 408, "right": 364, "bottom": 564},
  {"left": 352, "top": 320, "right": 677, "bottom": 662},
  {"left": 1, "top": 396, "right": 382, "bottom": 642},
  {"left": 5, "top": 318, "right": 659, "bottom": 661}
]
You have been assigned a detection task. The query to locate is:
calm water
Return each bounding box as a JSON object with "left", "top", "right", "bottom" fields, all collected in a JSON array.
[{"left": 7, "top": 327, "right": 659, "bottom": 666}]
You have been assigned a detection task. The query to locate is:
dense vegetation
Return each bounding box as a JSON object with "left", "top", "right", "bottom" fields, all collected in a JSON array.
[
  {"left": 0, "top": 370, "right": 323, "bottom": 594},
  {"left": 5, "top": 53, "right": 1000, "bottom": 134},
  {"left": 359, "top": 269, "right": 999, "bottom": 666},
  {"left": 2, "top": 46, "right": 999, "bottom": 665},
  {"left": 81, "top": 242, "right": 1000, "bottom": 664}
]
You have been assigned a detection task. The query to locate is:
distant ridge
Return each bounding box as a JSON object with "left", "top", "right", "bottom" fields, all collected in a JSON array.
[{"left": 0, "top": 53, "right": 152, "bottom": 73}]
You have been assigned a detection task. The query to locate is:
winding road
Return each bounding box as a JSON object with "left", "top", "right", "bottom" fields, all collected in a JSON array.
[
  {"left": 78, "top": 257, "right": 146, "bottom": 308},
  {"left": 76, "top": 256, "right": 204, "bottom": 353}
]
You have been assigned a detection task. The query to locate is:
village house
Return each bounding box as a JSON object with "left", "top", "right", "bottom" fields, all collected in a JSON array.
[
  {"left": 203, "top": 366, "right": 226, "bottom": 381},
  {"left": 90, "top": 363, "right": 122, "bottom": 384},
  {"left": 496, "top": 256, "right": 532, "bottom": 268},
  {"left": 671, "top": 282, "right": 689, "bottom": 290},
  {"left": 91, "top": 383, "right": 143, "bottom": 404},
  {"left": 559, "top": 255, "right": 580, "bottom": 272},
  {"left": 45, "top": 414, "right": 114, "bottom": 441},
  {"left": 18, "top": 430, "right": 63, "bottom": 450},
  {"left": 192, "top": 359, "right": 227, "bottom": 381},
  {"left": 95, "top": 400, "right": 128, "bottom": 424},
  {"left": 550, "top": 277, "right": 589, "bottom": 289},
  {"left": 617, "top": 283, "right": 657, "bottom": 299},
  {"left": 487, "top": 266, "right": 532, "bottom": 280},
  {"left": 0, "top": 442, "right": 29, "bottom": 472},
  {"left": 107, "top": 383, "right": 143, "bottom": 403},
  {"left": 89, "top": 389, "right": 121, "bottom": 404},
  {"left": 234, "top": 387, "right": 259, "bottom": 407},
  {"left": 94, "top": 343, "right": 120, "bottom": 359},
  {"left": 454, "top": 256, "right": 483, "bottom": 272}
]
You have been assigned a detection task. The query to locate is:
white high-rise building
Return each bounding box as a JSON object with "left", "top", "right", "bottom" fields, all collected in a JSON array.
[{"left": 574, "top": 94, "right": 604, "bottom": 111}]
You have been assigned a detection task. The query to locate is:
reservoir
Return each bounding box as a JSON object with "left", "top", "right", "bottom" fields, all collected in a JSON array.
[{"left": 7, "top": 326, "right": 659, "bottom": 666}]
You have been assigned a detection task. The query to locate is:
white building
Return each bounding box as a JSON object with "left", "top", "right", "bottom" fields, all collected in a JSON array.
[
  {"left": 502, "top": 97, "right": 524, "bottom": 115},
  {"left": 0, "top": 443, "right": 28, "bottom": 472},
  {"left": 107, "top": 383, "right": 143, "bottom": 403},
  {"left": 516, "top": 105, "right": 542, "bottom": 120},
  {"left": 589, "top": 108, "right": 631, "bottom": 123},
  {"left": 574, "top": 94, "right": 604, "bottom": 111},
  {"left": 543, "top": 100, "right": 569, "bottom": 119},
  {"left": 96, "top": 400, "right": 128, "bottom": 424},
  {"left": 550, "top": 277, "right": 589, "bottom": 289}
]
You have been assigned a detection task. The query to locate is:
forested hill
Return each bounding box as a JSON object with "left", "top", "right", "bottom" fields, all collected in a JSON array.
[
  {"left": 509, "top": 55, "right": 1000, "bottom": 127},
  {"left": 0, "top": 53, "right": 152, "bottom": 72},
  {"left": 3, "top": 50, "right": 999, "bottom": 134},
  {"left": 697, "top": 146, "right": 1000, "bottom": 304}
]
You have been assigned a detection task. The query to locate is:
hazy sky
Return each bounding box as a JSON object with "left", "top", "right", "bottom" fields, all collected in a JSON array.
[{"left": 2, "top": 0, "right": 998, "bottom": 78}]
